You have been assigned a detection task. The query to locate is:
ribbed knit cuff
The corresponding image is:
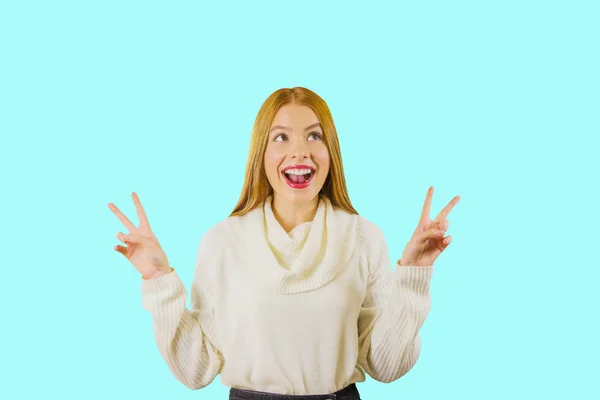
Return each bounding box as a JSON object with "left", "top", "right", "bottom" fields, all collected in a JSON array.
[
  {"left": 366, "top": 264, "right": 433, "bottom": 379},
  {"left": 393, "top": 263, "right": 434, "bottom": 290},
  {"left": 387, "top": 264, "right": 434, "bottom": 330},
  {"left": 141, "top": 268, "right": 186, "bottom": 312}
]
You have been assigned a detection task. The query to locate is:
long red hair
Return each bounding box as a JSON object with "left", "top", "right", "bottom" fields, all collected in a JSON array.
[{"left": 230, "top": 87, "right": 357, "bottom": 217}]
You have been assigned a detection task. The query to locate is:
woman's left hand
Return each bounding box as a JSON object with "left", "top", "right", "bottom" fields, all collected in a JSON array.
[{"left": 399, "top": 186, "right": 460, "bottom": 267}]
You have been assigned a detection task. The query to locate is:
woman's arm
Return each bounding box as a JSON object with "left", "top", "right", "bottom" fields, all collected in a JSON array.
[
  {"left": 357, "top": 221, "right": 434, "bottom": 383},
  {"left": 140, "top": 231, "right": 224, "bottom": 390}
]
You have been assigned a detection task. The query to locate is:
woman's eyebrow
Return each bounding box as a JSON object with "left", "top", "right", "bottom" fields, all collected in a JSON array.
[{"left": 269, "top": 122, "right": 322, "bottom": 133}]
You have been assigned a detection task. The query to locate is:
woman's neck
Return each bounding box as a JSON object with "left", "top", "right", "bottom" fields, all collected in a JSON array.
[{"left": 271, "top": 194, "right": 320, "bottom": 233}]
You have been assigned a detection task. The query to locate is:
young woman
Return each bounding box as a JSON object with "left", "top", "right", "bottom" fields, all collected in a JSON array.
[{"left": 109, "top": 87, "right": 460, "bottom": 400}]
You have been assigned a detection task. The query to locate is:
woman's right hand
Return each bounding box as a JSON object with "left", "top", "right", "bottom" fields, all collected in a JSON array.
[{"left": 108, "top": 192, "right": 172, "bottom": 280}]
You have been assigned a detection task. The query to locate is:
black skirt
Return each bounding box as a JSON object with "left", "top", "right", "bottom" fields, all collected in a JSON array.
[{"left": 229, "top": 383, "right": 361, "bottom": 400}]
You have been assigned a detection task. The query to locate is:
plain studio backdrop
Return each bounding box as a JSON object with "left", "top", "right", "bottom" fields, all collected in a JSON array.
[{"left": 1, "top": 1, "right": 598, "bottom": 399}]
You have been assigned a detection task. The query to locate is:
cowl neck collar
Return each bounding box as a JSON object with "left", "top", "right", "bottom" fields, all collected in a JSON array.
[{"left": 234, "top": 194, "right": 358, "bottom": 294}]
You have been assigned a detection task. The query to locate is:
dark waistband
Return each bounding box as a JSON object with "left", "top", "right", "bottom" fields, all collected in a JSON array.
[{"left": 229, "top": 383, "right": 360, "bottom": 400}]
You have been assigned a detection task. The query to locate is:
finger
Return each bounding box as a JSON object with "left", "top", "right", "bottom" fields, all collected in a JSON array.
[
  {"left": 108, "top": 203, "right": 136, "bottom": 231},
  {"left": 116, "top": 232, "right": 134, "bottom": 244},
  {"left": 429, "top": 218, "right": 449, "bottom": 234},
  {"left": 443, "top": 235, "right": 452, "bottom": 246},
  {"left": 419, "top": 229, "right": 445, "bottom": 242},
  {"left": 437, "top": 195, "right": 460, "bottom": 220},
  {"left": 114, "top": 244, "right": 127, "bottom": 256},
  {"left": 437, "top": 218, "right": 450, "bottom": 232},
  {"left": 420, "top": 186, "right": 434, "bottom": 223},
  {"left": 132, "top": 192, "right": 151, "bottom": 227},
  {"left": 122, "top": 233, "right": 150, "bottom": 246},
  {"left": 435, "top": 235, "right": 452, "bottom": 252}
]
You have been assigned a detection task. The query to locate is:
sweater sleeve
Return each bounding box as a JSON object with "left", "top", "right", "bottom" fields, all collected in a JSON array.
[
  {"left": 140, "top": 229, "right": 224, "bottom": 390},
  {"left": 357, "top": 222, "right": 434, "bottom": 383}
]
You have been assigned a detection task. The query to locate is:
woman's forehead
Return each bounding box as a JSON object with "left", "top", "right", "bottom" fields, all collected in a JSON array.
[{"left": 271, "top": 104, "right": 319, "bottom": 127}]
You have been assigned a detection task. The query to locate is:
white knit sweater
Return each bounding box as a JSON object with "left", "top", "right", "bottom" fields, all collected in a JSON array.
[{"left": 141, "top": 195, "right": 434, "bottom": 395}]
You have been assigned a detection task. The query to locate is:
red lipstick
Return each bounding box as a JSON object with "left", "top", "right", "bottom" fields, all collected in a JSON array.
[{"left": 281, "top": 164, "right": 316, "bottom": 189}]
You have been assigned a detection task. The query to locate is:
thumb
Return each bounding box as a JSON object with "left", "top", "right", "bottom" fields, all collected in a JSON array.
[{"left": 418, "top": 229, "right": 445, "bottom": 243}]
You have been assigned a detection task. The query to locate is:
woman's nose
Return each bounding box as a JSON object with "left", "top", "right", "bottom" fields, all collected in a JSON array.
[
  {"left": 292, "top": 150, "right": 308, "bottom": 159},
  {"left": 291, "top": 142, "right": 309, "bottom": 159}
]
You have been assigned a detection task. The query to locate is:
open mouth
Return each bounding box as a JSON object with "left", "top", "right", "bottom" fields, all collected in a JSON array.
[{"left": 281, "top": 166, "right": 315, "bottom": 188}]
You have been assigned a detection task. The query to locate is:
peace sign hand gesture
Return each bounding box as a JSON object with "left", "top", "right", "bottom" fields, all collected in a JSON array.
[
  {"left": 108, "top": 192, "right": 172, "bottom": 280},
  {"left": 400, "top": 187, "right": 460, "bottom": 267}
]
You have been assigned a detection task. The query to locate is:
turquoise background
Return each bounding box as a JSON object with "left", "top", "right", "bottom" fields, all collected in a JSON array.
[{"left": 1, "top": 0, "right": 598, "bottom": 399}]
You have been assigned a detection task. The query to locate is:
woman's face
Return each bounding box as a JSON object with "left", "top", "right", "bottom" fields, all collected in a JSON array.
[{"left": 264, "top": 104, "right": 330, "bottom": 207}]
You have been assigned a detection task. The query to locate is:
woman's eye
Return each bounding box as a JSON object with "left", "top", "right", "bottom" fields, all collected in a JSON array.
[{"left": 274, "top": 132, "right": 321, "bottom": 141}]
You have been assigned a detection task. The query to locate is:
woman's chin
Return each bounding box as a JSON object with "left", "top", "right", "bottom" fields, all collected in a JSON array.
[{"left": 275, "top": 180, "right": 323, "bottom": 204}]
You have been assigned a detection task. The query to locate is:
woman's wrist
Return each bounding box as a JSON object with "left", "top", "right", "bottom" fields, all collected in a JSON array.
[{"left": 143, "top": 267, "right": 174, "bottom": 280}]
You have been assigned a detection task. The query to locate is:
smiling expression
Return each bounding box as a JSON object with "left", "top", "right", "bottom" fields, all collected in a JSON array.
[{"left": 264, "top": 104, "right": 330, "bottom": 205}]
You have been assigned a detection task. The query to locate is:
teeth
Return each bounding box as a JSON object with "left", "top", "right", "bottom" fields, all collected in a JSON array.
[{"left": 284, "top": 168, "right": 313, "bottom": 175}]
